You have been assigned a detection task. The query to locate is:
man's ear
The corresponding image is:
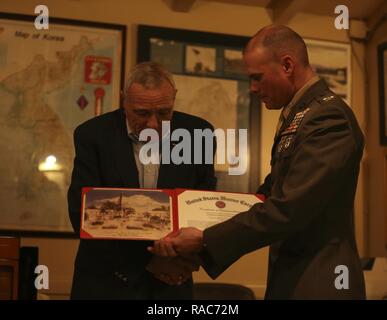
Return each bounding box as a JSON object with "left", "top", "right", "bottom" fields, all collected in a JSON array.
[{"left": 281, "top": 55, "right": 294, "bottom": 75}]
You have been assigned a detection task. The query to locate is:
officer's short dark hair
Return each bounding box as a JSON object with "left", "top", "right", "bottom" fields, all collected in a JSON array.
[{"left": 248, "top": 25, "right": 310, "bottom": 66}]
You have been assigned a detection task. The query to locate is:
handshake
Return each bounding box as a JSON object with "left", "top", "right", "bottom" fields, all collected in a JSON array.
[{"left": 146, "top": 227, "right": 204, "bottom": 286}]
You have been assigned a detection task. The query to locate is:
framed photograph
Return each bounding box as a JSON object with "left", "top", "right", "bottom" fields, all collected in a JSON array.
[
  {"left": 378, "top": 41, "right": 387, "bottom": 145},
  {"left": 305, "top": 39, "right": 351, "bottom": 105},
  {"left": 185, "top": 45, "right": 216, "bottom": 74},
  {"left": 0, "top": 12, "right": 126, "bottom": 236},
  {"left": 223, "top": 49, "right": 245, "bottom": 77},
  {"left": 137, "top": 25, "right": 261, "bottom": 194}
]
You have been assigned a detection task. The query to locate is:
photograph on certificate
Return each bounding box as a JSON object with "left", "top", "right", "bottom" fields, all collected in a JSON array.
[{"left": 81, "top": 188, "right": 173, "bottom": 240}]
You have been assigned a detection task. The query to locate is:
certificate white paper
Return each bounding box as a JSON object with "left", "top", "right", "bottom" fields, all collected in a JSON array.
[{"left": 176, "top": 189, "right": 263, "bottom": 230}]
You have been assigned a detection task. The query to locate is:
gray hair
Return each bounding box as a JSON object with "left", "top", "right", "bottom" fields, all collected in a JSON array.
[{"left": 124, "top": 61, "right": 176, "bottom": 97}]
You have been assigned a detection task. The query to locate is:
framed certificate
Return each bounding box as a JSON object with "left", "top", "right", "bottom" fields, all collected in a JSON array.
[{"left": 81, "top": 187, "right": 264, "bottom": 240}]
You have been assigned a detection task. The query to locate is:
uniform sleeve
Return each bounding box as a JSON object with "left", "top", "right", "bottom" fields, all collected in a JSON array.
[
  {"left": 201, "top": 104, "right": 362, "bottom": 278},
  {"left": 67, "top": 126, "right": 102, "bottom": 234},
  {"left": 256, "top": 174, "right": 272, "bottom": 197}
]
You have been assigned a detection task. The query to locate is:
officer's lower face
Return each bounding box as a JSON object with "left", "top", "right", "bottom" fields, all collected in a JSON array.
[{"left": 250, "top": 82, "right": 279, "bottom": 110}]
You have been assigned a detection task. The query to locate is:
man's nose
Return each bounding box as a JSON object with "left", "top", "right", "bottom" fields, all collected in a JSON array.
[{"left": 146, "top": 113, "right": 159, "bottom": 130}]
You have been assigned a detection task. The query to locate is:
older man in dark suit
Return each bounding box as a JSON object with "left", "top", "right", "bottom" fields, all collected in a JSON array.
[{"left": 68, "top": 62, "right": 216, "bottom": 299}]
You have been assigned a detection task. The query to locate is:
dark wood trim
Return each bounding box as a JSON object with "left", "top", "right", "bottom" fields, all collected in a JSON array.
[{"left": 378, "top": 41, "right": 387, "bottom": 145}]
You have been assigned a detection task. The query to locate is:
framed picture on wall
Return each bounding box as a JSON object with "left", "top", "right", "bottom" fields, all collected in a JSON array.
[
  {"left": 137, "top": 25, "right": 261, "bottom": 194},
  {"left": 0, "top": 12, "right": 126, "bottom": 236},
  {"left": 305, "top": 39, "right": 351, "bottom": 106},
  {"left": 378, "top": 41, "right": 387, "bottom": 145}
]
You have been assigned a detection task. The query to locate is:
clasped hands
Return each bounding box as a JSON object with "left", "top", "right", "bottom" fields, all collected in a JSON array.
[{"left": 146, "top": 227, "right": 203, "bottom": 286}]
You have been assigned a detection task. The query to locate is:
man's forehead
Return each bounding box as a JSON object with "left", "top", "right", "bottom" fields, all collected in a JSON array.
[
  {"left": 126, "top": 82, "right": 175, "bottom": 103},
  {"left": 126, "top": 95, "right": 174, "bottom": 106},
  {"left": 244, "top": 47, "right": 274, "bottom": 73},
  {"left": 127, "top": 81, "right": 174, "bottom": 94},
  {"left": 244, "top": 46, "right": 270, "bottom": 62}
]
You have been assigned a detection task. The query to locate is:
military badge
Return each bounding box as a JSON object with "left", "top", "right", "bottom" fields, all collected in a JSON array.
[
  {"left": 277, "top": 107, "right": 311, "bottom": 153},
  {"left": 277, "top": 135, "right": 294, "bottom": 153},
  {"left": 319, "top": 94, "right": 335, "bottom": 103}
]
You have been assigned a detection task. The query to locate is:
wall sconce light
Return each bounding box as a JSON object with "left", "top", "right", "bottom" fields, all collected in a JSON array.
[{"left": 38, "top": 155, "right": 62, "bottom": 172}]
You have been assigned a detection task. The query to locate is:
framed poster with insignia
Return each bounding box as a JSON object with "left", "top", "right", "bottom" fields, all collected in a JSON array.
[
  {"left": 137, "top": 25, "right": 261, "bottom": 194},
  {"left": 0, "top": 12, "right": 126, "bottom": 236},
  {"left": 378, "top": 41, "right": 387, "bottom": 145}
]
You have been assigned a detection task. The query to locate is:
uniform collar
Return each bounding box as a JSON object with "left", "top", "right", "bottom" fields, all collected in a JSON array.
[{"left": 282, "top": 75, "right": 320, "bottom": 120}]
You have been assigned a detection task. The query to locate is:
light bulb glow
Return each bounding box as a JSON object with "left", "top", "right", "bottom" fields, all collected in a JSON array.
[
  {"left": 38, "top": 155, "right": 61, "bottom": 171},
  {"left": 46, "top": 155, "right": 57, "bottom": 165}
]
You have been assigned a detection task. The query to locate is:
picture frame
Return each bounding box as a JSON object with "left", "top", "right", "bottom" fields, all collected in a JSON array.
[
  {"left": 378, "top": 41, "right": 387, "bottom": 145},
  {"left": 0, "top": 12, "right": 126, "bottom": 236},
  {"left": 137, "top": 25, "right": 261, "bottom": 194},
  {"left": 305, "top": 39, "right": 351, "bottom": 106}
]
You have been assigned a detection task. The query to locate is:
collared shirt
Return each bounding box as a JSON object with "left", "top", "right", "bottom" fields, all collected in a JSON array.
[
  {"left": 275, "top": 75, "right": 320, "bottom": 137},
  {"left": 126, "top": 120, "right": 160, "bottom": 189}
]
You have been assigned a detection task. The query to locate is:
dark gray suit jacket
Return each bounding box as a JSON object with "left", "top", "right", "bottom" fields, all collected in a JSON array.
[
  {"left": 202, "top": 79, "right": 366, "bottom": 299},
  {"left": 68, "top": 109, "right": 216, "bottom": 299}
]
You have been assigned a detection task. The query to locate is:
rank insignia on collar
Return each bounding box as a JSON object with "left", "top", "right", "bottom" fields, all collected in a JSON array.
[{"left": 319, "top": 94, "right": 334, "bottom": 103}]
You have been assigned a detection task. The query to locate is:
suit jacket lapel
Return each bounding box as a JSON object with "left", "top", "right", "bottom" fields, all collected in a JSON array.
[{"left": 113, "top": 109, "right": 140, "bottom": 188}]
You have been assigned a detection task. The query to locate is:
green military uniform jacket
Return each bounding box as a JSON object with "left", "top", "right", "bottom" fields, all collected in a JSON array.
[{"left": 202, "top": 79, "right": 366, "bottom": 299}]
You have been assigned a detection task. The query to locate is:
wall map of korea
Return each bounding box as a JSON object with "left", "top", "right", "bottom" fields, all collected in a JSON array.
[{"left": 0, "top": 17, "right": 122, "bottom": 232}]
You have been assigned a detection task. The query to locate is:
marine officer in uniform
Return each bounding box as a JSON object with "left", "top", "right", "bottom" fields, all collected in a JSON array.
[{"left": 149, "top": 25, "right": 366, "bottom": 300}]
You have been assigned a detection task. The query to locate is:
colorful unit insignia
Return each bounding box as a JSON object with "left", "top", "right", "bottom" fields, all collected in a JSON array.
[{"left": 277, "top": 107, "right": 311, "bottom": 153}]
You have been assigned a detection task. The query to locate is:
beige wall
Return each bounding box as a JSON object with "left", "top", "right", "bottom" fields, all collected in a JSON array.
[{"left": 0, "top": 0, "right": 373, "bottom": 299}]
